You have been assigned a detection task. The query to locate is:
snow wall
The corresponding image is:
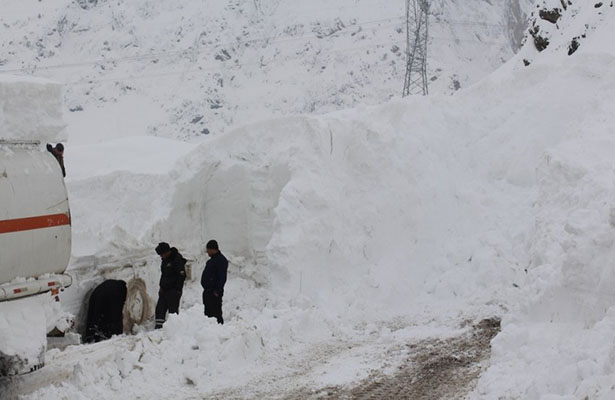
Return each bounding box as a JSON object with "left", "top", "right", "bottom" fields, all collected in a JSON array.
[
  {"left": 65, "top": 3, "right": 615, "bottom": 320},
  {"left": 470, "top": 3, "right": 615, "bottom": 399}
]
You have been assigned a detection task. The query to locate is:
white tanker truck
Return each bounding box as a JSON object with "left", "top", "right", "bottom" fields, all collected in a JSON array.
[
  {"left": 0, "top": 139, "right": 154, "bottom": 380},
  {"left": 0, "top": 139, "right": 73, "bottom": 376}
]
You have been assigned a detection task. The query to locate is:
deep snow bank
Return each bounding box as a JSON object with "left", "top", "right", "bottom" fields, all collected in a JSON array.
[
  {"left": 470, "top": 3, "right": 615, "bottom": 399},
  {"left": 65, "top": 44, "right": 593, "bottom": 321},
  {"left": 67, "top": 99, "right": 529, "bottom": 319},
  {"left": 0, "top": 75, "right": 65, "bottom": 141},
  {"left": 64, "top": 136, "right": 192, "bottom": 257},
  {"left": 471, "top": 138, "right": 615, "bottom": 399},
  {"left": 66, "top": 26, "right": 613, "bottom": 320},
  {"left": 46, "top": 51, "right": 611, "bottom": 393}
]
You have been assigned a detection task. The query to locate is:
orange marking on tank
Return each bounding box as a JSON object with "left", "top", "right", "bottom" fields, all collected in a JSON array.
[{"left": 0, "top": 213, "right": 70, "bottom": 234}]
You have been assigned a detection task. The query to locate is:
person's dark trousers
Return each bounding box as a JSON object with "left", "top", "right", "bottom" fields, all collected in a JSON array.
[
  {"left": 203, "top": 290, "right": 224, "bottom": 324},
  {"left": 155, "top": 289, "right": 182, "bottom": 328}
]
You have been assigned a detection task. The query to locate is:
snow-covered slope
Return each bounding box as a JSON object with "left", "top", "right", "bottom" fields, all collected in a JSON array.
[
  {"left": 470, "top": 2, "right": 615, "bottom": 399},
  {"left": 0, "top": 0, "right": 533, "bottom": 142}
]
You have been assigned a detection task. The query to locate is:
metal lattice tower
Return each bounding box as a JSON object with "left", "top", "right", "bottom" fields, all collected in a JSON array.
[{"left": 403, "top": 0, "right": 430, "bottom": 97}]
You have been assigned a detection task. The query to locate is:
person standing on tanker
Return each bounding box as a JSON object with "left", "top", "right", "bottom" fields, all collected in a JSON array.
[
  {"left": 201, "top": 240, "right": 228, "bottom": 324},
  {"left": 46, "top": 142, "right": 66, "bottom": 177},
  {"left": 154, "top": 242, "right": 187, "bottom": 329}
]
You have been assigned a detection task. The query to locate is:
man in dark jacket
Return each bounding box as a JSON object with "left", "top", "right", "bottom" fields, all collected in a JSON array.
[
  {"left": 201, "top": 240, "right": 228, "bottom": 324},
  {"left": 46, "top": 143, "right": 66, "bottom": 177},
  {"left": 155, "top": 242, "right": 187, "bottom": 329}
]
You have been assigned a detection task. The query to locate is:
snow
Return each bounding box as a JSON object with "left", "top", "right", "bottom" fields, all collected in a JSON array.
[
  {"left": 65, "top": 95, "right": 167, "bottom": 146},
  {"left": 0, "top": 0, "right": 534, "bottom": 141},
  {"left": 0, "top": 296, "right": 46, "bottom": 375},
  {"left": 2, "top": 0, "right": 615, "bottom": 399},
  {"left": 66, "top": 136, "right": 193, "bottom": 180},
  {"left": 0, "top": 75, "right": 65, "bottom": 142},
  {"left": 468, "top": 2, "right": 615, "bottom": 399}
]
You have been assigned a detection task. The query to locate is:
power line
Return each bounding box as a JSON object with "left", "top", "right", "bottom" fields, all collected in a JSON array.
[
  {"left": 442, "top": 19, "right": 505, "bottom": 28},
  {"left": 430, "top": 36, "right": 507, "bottom": 45}
]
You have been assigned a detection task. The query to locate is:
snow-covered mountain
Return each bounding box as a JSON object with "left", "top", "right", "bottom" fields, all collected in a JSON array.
[{"left": 1, "top": 0, "right": 533, "bottom": 142}]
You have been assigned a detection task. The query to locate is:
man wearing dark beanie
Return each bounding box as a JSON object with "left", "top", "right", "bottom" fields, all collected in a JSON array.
[
  {"left": 200, "top": 240, "right": 228, "bottom": 324},
  {"left": 154, "top": 242, "right": 187, "bottom": 329}
]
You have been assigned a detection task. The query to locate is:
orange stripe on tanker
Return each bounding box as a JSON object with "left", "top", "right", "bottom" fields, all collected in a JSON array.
[{"left": 0, "top": 213, "right": 71, "bottom": 234}]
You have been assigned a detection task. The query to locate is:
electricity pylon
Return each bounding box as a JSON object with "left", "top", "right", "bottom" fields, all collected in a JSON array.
[{"left": 403, "top": 0, "right": 430, "bottom": 97}]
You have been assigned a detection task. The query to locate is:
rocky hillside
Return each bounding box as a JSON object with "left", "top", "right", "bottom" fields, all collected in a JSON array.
[{"left": 523, "top": 0, "right": 613, "bottom": 63}]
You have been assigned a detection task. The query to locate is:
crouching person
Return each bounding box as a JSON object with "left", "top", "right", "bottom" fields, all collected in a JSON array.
[{"left": 154, "top": 242, "right": 187, "bottom": 329}]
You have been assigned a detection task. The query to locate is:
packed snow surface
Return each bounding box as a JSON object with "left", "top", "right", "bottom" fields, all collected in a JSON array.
[{"left": 2, "top": 0, "right": 615, "bottom": 399}]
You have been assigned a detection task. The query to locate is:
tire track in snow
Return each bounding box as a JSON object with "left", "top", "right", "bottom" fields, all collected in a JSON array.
[{"left": 285, "top": 318, "right": 501, "bottom": 400}]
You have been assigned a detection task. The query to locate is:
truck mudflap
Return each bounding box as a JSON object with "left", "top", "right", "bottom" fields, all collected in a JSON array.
[{"left": 0, "top": 274, "right": 72, "bottom": 302}]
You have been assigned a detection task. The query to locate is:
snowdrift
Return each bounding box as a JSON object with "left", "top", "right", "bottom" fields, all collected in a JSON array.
[{"left": 471, "top": 3, "right": 615, "bottom": 399}]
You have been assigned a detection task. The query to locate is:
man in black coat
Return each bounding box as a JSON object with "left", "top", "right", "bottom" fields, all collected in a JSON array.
[
  {"left": 201, "top": 240, "right": 228, "bottom": 324},
  {"left": 155, "top": 242, "right": 187, "bottom": 329}
]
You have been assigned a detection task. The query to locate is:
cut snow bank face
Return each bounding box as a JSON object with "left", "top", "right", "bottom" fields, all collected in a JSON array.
[
  {"left": 67, "top": 85, "right": 537, "bottom": 318},
  {"left": 64, "top": 136, "right": 193, "bottom": 257},
  {"left": 64, "top": 2, "right": 614, "bottom": 321},
  {"left": 0, "top": 75, "right": 65, "bottom": 141}
]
